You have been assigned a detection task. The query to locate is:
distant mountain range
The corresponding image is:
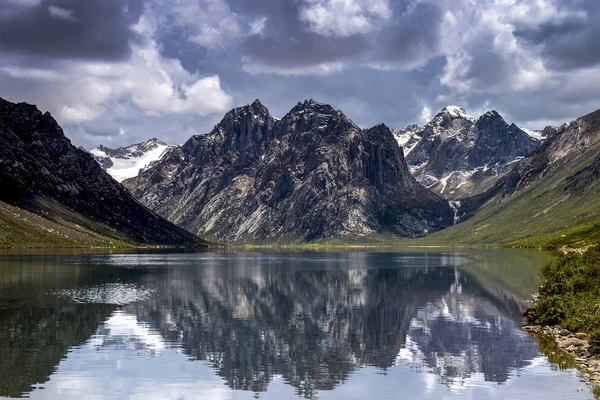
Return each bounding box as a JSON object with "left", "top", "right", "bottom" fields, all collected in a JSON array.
[
  {"left": 395, "top": 106, "right": 546, "bottom": 198},
  {"left": 0, "top": 98, "right": 203, "bottom": 248},
  {"left": 96, "top": 105, "right": 555, "bottom": 201},
  {"left": 2, "top": 94, "right": 599, "bottom": 248}
]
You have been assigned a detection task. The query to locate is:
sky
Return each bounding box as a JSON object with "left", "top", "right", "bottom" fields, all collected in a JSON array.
[{"left": 1, "top": 0, "right": 599, "bottom": 149}]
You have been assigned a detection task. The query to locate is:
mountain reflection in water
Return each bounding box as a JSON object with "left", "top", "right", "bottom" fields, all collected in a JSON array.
[{"left": 0, "top": 251, "right": 588, "bottom": 399}]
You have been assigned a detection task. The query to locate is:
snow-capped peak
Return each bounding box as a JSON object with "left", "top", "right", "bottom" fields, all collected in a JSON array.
[
  {"left": 89, "top": 139, "right": 172, "bottom": 182},
  {"left": 440, "top": 105, "right": 476, "bottom": 122}
]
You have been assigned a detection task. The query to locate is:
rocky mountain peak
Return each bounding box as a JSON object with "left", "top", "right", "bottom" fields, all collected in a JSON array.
[
  {"left": 398, "top": 106, "right": 542, "bottom": 198},
  {"left": 370, "top": 122, "right": 392, "bottom": 133},
  {"left": 290, "top": 98, "right": 335, "bottom": 115},
  {"left": 282, "top": 100, "right": 354, "bottom": 138},
  {"left": 213, "top": 101, "right": 276, "bottom": 151},
  {"left": 478, "top": 110, "right": 503, "bottom": 122},
  {"left": 426, "top": 106, "right": 477, "bottom": 135},
  {"left": 222, "top": 100, "right": 272, "bottom": 122}
]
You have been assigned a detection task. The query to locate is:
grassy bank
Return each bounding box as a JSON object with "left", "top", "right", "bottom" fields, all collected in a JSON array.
[{"left": 527, "top": 245, "right": 600, "bottom": 353}]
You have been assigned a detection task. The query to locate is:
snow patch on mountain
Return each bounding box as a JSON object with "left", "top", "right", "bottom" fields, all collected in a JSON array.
[
  {"left": 393, "top": 124, "right": 422, "bottom": 156},
  {"left": 521, "top": 128, "right": 546, "bottom": 141},
  {"left": 89, "top": 139, "right": 172, "bottom": 182}
]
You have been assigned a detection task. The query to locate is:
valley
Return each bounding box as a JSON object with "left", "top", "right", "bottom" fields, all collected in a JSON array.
[{"left": 1, "top": 96, "right": 599, "bottom": 249}]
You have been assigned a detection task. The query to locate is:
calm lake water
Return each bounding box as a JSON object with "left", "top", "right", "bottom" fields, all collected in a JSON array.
[{"left": 0, "top": 250, "right": 592, "bottom": 399}]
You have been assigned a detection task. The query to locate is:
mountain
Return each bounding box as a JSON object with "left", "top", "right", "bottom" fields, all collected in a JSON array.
[
  {"left": 395, "top": 106, "right": 541, "bottom": 198},
  {"left": 124, "top": 99, "right": 454, "bottom": 243},
  {"left": 0, "top": 98, "right": 203, "bottom": 248},
  {"left": 89, "top": 138, "right": 172, "bottom": 182},
  {"left": 414, "top": 107, "right": 600, "bottom": 248}
]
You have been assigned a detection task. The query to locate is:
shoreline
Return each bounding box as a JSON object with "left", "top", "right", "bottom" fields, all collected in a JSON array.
[{"left": 523, "top": 324, "right": 600, "bottom": 395}]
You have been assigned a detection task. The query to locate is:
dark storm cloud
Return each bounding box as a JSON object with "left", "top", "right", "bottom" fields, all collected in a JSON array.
[
  {"left": 242, "top": 34, "right": 369, "bottom": 69},
  {"left": 0, "top": 0, "right": 145, "bottom": 61},
  {"left": 226, "top": 0, "right": 446, "bottom": 73},
  {"left": 515, "top": 0, "right": 600, "bottom": 70},
  {"left": 83, "top": 124, "right": 122, "bottom": 138},
  {"left": 229, "top": 0, "right": 369, "bottom": 70},
  {"left": 369, "top": 1, "right": 444, "bottom": 68}
]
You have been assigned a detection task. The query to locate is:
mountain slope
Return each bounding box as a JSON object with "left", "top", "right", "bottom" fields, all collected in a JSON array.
[
  {"left": 413, "top": 107, "right": 600, "bottom": 248},
  {"left": 0, "top": 98, "right": 204, "bottom": 248},
  {"left": 125, "top": 99, "right": 453, "bottom": 243},
  {"left": 89, "top": 138, "right": 172, "bottom": 182},
  {"left": 395, "top": 106, "right": 541, "bottom": 198}
]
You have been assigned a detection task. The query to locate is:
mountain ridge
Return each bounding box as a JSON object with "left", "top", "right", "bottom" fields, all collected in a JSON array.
[
  {"left": 413, "top": 106, "right": 600, "bottom": 248},
  {"left": 124, "top": 99, "right": 454, "bottom": 243},
  {"left": 394, "top": 106, "right": 542, "bottom": 198},
  {"left": 0, "top": 97, "right": 204, "bottom": 248}
]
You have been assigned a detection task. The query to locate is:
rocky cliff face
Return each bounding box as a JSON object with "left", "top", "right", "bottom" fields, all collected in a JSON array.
[
  {"left": 501, "top": 110, "right": 598, "bottom": 197},
  {"left": 125, "top": 99, "right": 453, "bottom": 243},
  {"left": 395, "top": 106, "right": 541, "bottom": 198},
  {"left": 89, "top": 138, "right": 173, "bottom": 182},
  {"left": 0, "top": 98, "right": 202, "bottom": 246}
]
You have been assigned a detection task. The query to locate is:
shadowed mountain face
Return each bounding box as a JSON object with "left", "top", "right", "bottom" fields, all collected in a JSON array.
[
  {"left": 0, "top": 98, "right": 202, "bottom": 246},
  {"left": 124, "top": 100, "right": 453, "bottom": 243}
]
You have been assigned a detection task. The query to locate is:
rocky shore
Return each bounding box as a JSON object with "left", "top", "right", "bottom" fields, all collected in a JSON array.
[{"left": 523, "top": 324, "right": 600, "bottom": 392}]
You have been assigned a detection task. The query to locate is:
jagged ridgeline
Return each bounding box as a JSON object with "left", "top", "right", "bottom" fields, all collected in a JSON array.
[
  {"left": 0, "top": 98, "right": 203, "bottom": 247},
  {"left": 395, "top": 106, "right": 543, "bottom": 199},
  {"left": 124, "top": 99, "right": 454, "bottom": 243}
]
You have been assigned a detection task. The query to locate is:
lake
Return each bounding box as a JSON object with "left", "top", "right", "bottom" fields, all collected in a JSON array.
[{"left": 0, "top": 249, "right": 592, "bottom": 399}]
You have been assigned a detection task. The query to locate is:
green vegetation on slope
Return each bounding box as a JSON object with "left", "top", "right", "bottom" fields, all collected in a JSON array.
[
  {"left": 410, "top": 129, "right": 600, "bottom": 249},
  {"left": 528, "top": 246, "right": 600, "bottom": 353},
  {"left": 0, "top": 199, "right": 134, "bottom": 249}
]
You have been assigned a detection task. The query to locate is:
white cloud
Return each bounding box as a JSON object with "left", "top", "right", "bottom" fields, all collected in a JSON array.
[
  {"left": 300, "top": 0, "right": 391, "bottom": 37},
  {"left": 48, "top": 5, "right": 77, "bottom": 21},
  {"left": 169, "top": 0, "right": 267, "bottom": 49},
  {"left": 61, "top": 105, "right": 105, "bottom": 125},
  {"left": 437, "top": 0, "right": 558, "bottom": 93},
  {"left": 0, "top": 12, "right": 233, "bottom": 125},
  {"left": 420, "top": 105, "right": 432, "bottom": 123},
  {"left": 242, "top": 58, "right": 346, "bottom": 76}
]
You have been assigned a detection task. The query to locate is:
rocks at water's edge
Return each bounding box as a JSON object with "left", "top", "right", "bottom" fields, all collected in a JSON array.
[{"left": 523, "top": 325, "right": 600, "bottom": 389}]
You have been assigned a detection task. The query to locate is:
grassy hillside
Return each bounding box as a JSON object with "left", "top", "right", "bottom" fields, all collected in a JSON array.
[{"left": 0, "top": 198, "right": 140, "bottom": 249}]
